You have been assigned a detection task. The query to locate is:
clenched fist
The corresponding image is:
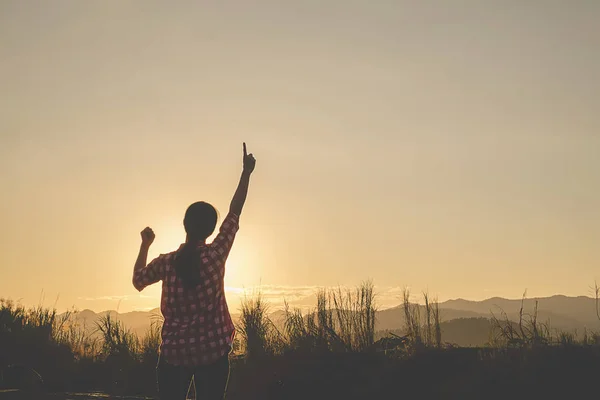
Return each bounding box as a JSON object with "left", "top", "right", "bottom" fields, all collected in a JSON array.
[{"left": 140, "top": 227, "right": 155, "bottom": 248}]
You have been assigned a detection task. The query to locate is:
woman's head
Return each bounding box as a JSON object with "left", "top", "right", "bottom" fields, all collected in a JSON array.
[
  {"left": 176, "top": 201, "right": 218, "bottom": 290},
  {"left": 183, "top": 201, "right": 218, "bottom": 241}
]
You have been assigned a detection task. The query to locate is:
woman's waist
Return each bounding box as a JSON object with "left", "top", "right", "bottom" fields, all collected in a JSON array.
[
  {"left": 161, "top": 320, "right": 235, "bottom": 343},
  {"left": 162, "top": 312, "right": 233, "bottom": 330}
]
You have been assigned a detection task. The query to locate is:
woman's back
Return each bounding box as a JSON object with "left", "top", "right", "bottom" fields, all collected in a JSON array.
[{"left": 134, "top": 212, "right": 240, "bottom": 366}]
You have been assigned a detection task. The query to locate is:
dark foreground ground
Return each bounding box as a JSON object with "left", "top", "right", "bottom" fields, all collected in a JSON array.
[{"left": 2, "top": 347, "right": 600, "bottom": 400}]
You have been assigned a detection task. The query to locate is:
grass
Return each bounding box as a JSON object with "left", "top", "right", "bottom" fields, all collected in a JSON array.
[
  {"left": 401, "top": 289, "right": 442, "bottom": 351},
  {"left": 95, "top": 313, "right": 140, "bottom": 359},
  {"left": 0, "top": 299, "right": 161, "bottom": 394},
  {"left": 139, "top": 320, "right": 162, "bottom": 364},
  {"left": 230, "top": 284, "right": 600, "bottom": 399},
  {"left": 331, "top": 281, "right": 377, "bottom": 352},
  {"left": 490, "top": 292, "right": 555, "bottom": 348},
  {"left": 236, "top": 289, "right": 285, "bottom": 360},
  {"left": 281, "top": 281, "right": 377, "bottom": 354},
  {"left": 55, "top": 311, "right": 100, "bottom": 360},
  {"left": 3, "top": 280, "right": 600, "bottom": 398},
  {"left": 284, "top": 289, "right": 333, "bottom": 353}
]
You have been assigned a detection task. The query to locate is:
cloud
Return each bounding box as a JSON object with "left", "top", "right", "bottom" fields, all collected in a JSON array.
[
  {"left": 224, "top": 285, "right": 410, "bottom": 310},
  {"left": 223, "top": 285, "right": 323, "bottom": 311},
  {"left": 132, "top": 306, "right": 157, "bottom": 312},
  {"left": 81, "top": 285, "right": 417, "bottom": 313},
  {"left": 78, "top": 294, "right": 154, "bottom": 302},
  {"left": 226, "top": 285, "right": 322, "bottom": 299}
]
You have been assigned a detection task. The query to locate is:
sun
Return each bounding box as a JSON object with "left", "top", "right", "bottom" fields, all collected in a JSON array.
[
  {"left": 224, "top": 239, "right": 258, "bottom": 286},
  {"left": 151, "top": 217, "right": 186, "bottom": 256},
  {"left": 148, "top": 216, "right": 258, "bottom": 286},
  {"left": 224, "top": 258, "right": 238, "bottom": 277}
]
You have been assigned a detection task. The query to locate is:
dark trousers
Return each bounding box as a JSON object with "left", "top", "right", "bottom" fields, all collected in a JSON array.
[{"left": 156, "top": 354, "right": 230, "bottom": 400}]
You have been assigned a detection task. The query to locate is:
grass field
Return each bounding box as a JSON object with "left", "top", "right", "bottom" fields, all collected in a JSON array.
[{"left": 2, "top": 282, "right": 600, "bottom": 399}]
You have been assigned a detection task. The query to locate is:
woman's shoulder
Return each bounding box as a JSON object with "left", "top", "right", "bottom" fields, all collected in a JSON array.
[{"left": 153, "top": 250, "right": 180, "bottom": 266}]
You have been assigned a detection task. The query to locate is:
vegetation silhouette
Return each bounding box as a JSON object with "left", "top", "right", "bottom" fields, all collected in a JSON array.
[{"left": 2, "top": 281, "right": 600, "bottom": 399}]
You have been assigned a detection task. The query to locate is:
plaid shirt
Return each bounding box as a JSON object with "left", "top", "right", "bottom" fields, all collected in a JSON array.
[{"left": 133, "top": 212, "right": 239, "bottom": 366}]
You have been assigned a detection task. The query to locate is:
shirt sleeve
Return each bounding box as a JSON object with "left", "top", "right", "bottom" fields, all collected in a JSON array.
[
  {"left": 133, "top": 254, "right": 167, "bottom": 291},
  {"left": 208, "top": 212, "right": 240, "bottom": 265}
]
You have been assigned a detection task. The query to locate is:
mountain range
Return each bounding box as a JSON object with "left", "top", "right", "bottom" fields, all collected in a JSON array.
[{"left": 65, "top": 295, "right": 600, "bottom": 347}]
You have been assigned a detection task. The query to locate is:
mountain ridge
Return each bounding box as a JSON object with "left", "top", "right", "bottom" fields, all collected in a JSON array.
[{"left": 62, "top": 294, "right": 600, "bottom": 340}]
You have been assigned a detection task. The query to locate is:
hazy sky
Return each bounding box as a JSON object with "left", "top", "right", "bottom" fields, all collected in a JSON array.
[{"left": 1, "top": 1, "right": 599, "bottom": 312}]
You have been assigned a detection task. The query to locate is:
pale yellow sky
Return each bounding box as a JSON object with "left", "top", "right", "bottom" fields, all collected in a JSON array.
[{"left": 1, "top": 1, "right": 599, "bottom": 313}]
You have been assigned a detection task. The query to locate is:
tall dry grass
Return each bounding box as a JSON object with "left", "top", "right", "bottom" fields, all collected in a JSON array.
[
  {"left": 401, "top": 289, "right": 442, "bottom": 351},
  {"left": 54, "top": 310, "right": 100, "bottom": 360},
  {"left": 4, "top": 279, "right": 600, "bottom": 395},
  {"left": 278, "top": 281, "right": 377, "bottom": 354},
  {"left": 402, "top": 289, "right": 422, "bottom": 349},
  {"left": 95, "top": 313, "right": 140, "bottom": 359},
  {"left": 490, "top": 292, "right": 550, "bottom": 348},
  {"left": 331, "top": 281, "right": 377, "bottom": 351},
  {"left": 0, "top": 299, "right": 163, "bottom": 371},
  {"left": 236, "top": 290, "right": 283, "bottom": 360},
  {"left": 284, "top": 289, "right": 341, "bottom": 352}
]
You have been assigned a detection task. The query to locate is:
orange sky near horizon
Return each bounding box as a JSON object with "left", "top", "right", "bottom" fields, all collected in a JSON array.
[{"left": 1, "top": 1, "right": 599, "bottom": 313}]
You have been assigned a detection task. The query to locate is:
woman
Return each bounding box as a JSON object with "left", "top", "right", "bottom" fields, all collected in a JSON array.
[{"left": 132, "top": 143, "right": 256, "bottom": 399}]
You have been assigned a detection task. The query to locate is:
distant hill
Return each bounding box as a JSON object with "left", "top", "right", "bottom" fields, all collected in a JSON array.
[
  {"left": 375, "top": 305, "right": 487, "bottom": 331},
  {"left": 441, "top": 318, "right": 495, "bottom": 347},
  {"left": 376, "top": 317, "right": 495, "bottom": 347},
  {"left": 63, "top": 295, "right": 600, "bottom": 340},
  {"left": 66, "top": 308, "right": 163, "bottom": 337},
  {"left": 441, "top": 295, "right": 600, "bottom": 333}
]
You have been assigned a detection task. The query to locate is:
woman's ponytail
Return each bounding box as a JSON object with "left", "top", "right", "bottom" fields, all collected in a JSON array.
[{"left": 175, "top": 201, "right": 218, "bottom": 290}]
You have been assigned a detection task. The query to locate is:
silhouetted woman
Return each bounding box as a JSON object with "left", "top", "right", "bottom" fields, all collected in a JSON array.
[{"left": 132, "top": 143, "right": 256, "bottom": 400}]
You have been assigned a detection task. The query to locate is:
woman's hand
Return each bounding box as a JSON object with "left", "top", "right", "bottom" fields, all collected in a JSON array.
[
  {"left": 230, "top": 143, "right": 256, "bottom": 216},
  {"left": 140, "top": 227, "right": 155, "bottom": 248},
  {"left": 243, "top": 142, "right": 256, "bottom": 174}
]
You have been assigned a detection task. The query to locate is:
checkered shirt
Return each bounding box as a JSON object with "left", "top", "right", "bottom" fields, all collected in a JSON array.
[{"left": 133, "top": 212, "right": 239, "bottom": 366}]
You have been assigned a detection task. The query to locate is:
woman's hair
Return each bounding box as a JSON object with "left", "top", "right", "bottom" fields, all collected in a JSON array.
[{"left": 175, "top": 201, "right": 218, "bottom": 289}]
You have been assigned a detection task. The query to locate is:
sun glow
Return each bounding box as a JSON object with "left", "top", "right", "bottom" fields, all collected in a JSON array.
[
  {"left": 225, "top": 241, "right": 257, "bottom": 286},
  {"left": 148, "top": 216, "right": 258, "bottom": 285}
]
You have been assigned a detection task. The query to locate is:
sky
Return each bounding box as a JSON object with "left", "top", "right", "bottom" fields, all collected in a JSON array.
[{"left": 1, "top": 0, "right": 599, "bottom": 313}]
